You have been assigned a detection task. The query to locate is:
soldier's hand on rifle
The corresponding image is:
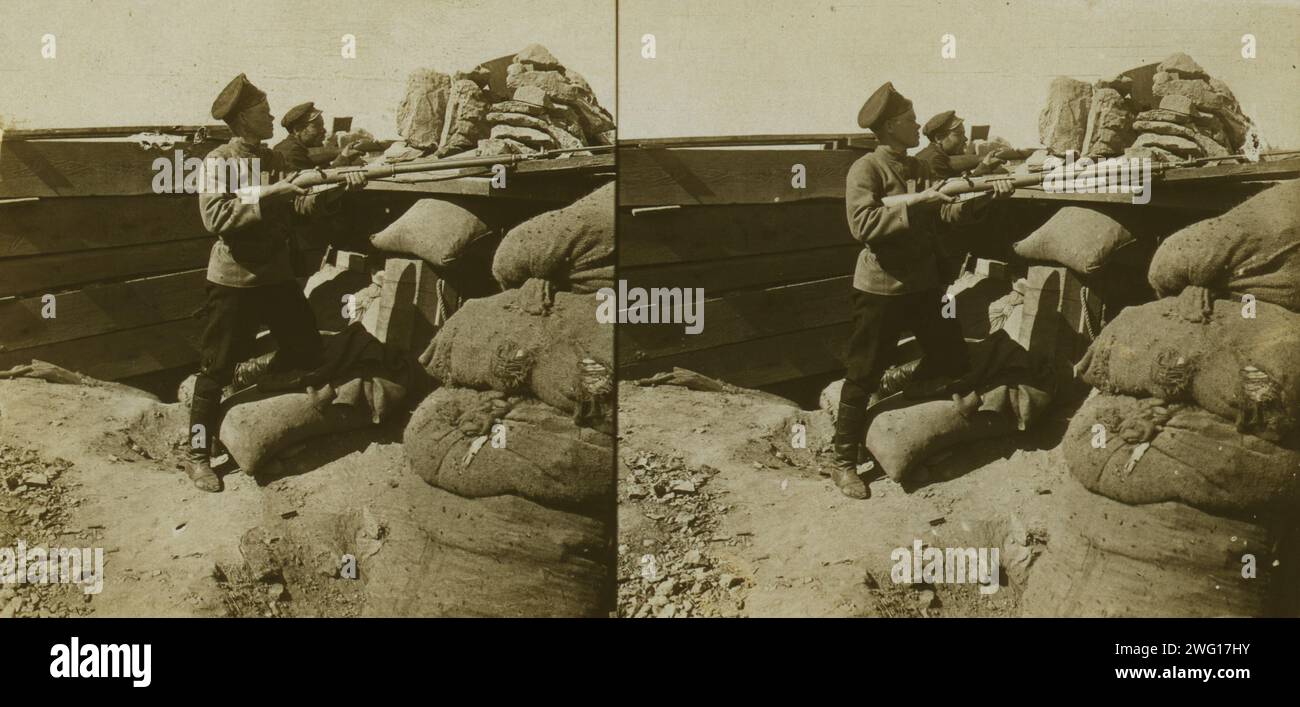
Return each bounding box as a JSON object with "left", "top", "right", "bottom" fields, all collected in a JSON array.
[
  {"left": 989, "top": 176, "right": 1015, "bottom": 199},
  {"left": 341, "top": 171, "right": 367, "bottom": 191}
]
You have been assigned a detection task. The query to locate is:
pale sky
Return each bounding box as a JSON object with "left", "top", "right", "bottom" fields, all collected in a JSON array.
[
  {"left": 0, "top": 0, "right": 615, "bottom": 142},
  {"left": 618, "top": 0, "right": 1300, "bottom": 148}
]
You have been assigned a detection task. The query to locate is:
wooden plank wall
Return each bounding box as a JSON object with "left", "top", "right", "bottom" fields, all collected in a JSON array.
[
  {"left": 0, "top": 192, "right": 216, "bottom": 380},
  {"left": 618, "top": 200, "right": 859, "bottom": 389},
  {"left": 0, "top": 139, "right": 422, "bottom": 381}
]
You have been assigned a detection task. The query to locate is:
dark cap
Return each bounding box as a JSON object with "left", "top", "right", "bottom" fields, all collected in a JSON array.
[
  {"left": 211, "top": 73, "right": 267, "bottom": 121},
  {"left": 857, "top": 82, "right": 913, "bottom": 130},
  {"left": 281, "top": 102, "right": 322, "bottom": 130},
  {"left": 923, "top": 110, "right": 963, "bottom": 139}
]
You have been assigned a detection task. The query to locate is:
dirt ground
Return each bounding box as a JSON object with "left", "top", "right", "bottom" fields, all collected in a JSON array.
[
  {"left": 617, "top": 381, "right": 1078, "bottom": 618},
  {"left": 0, "top": 376, "right": 610, "bottom": 618}
]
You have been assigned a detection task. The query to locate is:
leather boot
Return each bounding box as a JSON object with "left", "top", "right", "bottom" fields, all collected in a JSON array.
[
  {"left": 187, "top": 378, "right": 223, "bottom": 493},
  {"left": 830, "top": 402, "right": 869, "bottom": 499}
]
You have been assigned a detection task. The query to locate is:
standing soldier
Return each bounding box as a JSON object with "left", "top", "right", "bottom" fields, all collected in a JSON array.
[
  {"left": 273, "top": 101, "right": 365, "bottom": 170},
  {"left": 831, "top": 83, "right": 1013, "bottom": 499},
  {"left": 188, "top": 74, "right": 366, "bottom": 492}
]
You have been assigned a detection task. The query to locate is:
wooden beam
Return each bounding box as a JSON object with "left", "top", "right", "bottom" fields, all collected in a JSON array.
[
  {"left": 619, "top": 276, "right": 854, "bottom": 363},
  {"left": 618, "top": 148, "right": 863, "bottom": 206},
  {"left": 3, "top": 125, "right": 231, "bottom": 141},
  {"left": 619, "top": 201, "right": 853, "bottom": 267},
  {"left": 0, "top": 236, "right": 214, "bottom": 298},
  {"left": 1159, "top": 156, "right": 1300, "bottom": 184},
  {"left": 0, "top": 317, "right": 203, "bottom": 381},
  {"left": 0, "top": 140, "right": 219, "bottom": 198},
  {"left": 0, "top": 194, "right": 206, "bottom": 258},
  {"left": 622, "top": 244, "right": 859, "bottom": 296},
  {"left": 619, "top": 133, "right": 877, "bottom": 150},
  {"left": 0, "top": 269, "right": 206, "bottom": 352}
]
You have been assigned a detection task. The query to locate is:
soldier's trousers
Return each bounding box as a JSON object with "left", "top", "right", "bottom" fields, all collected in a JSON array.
[
  {"left": 189, "top": 280, "right": 323, "bottom": 458},
  {"left": 840, "top": 287, "right": 969, "bottom": 410}
]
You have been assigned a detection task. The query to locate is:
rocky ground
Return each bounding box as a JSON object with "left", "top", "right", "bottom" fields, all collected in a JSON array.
[
  {"left": 0, "top": 376, "right": 609, "bottom": 618},
  {"left": 617, "top": 381, "right": 1077, "bottom": 618}
]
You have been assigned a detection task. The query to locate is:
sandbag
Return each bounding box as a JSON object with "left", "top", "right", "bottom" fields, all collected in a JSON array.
[
  {"left": 403, "top": 387, "right": 612, "bottom": 511},
  {"left": 1022, "top": 479, "right": 1297, "bottom": 617},
  {"left": 219, "top": 387, "right": 375, "bottom": 475},
  {"left": 369, "top": 197, "right": 500, "bottom": 268},
  {"left": 1148, "top": 181, "right": 1300, "bottom": 311},
  {"left": 866, "top": 399, "right": 1018, "bottom": 482},
  {"left": 425, "top": 284, "right": 613, "bottom": 424},
  {"left": 821, "top": 331, "right": 1054, "bottom": 435},
  {"left": 1064, "top": 393, "right": 1300, "bottom": 517},
  {"left": 492, "top": 182, "right": 614, "bottom": 293},
  {"left": 1012, "top": 206, "right": 1141, "bottom": 275},
  {"left": 1078, "top": 294, "right": 1300, "bottom": 442}
]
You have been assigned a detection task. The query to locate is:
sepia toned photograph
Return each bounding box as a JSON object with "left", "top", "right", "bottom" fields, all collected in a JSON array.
[
  {"left": 1, "top": 0, "right": 615, "bottom": 618},
  {"left": 2, "top": 0, "right": 1300, "bottom": 688},
  {"left": 615, "top": 0, "right": 1300, "bottom": 618}
]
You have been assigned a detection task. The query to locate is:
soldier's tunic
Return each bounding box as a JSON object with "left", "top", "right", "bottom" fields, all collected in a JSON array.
[
  {"left": 195, "top": 137, "right": 335, "bottom": 390},
  {"left": 915, "top": 142, "right": 955, "bottom": 179},
  {"left": 840, "top": 145, "right": 978, "bottom": 408},
  {"left": 272, "top": 133, "right": 346, "bottom": 171}
]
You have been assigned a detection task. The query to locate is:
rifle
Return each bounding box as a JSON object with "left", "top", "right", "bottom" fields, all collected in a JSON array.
[
  {"left": 878, "top": 148, "right": 1300, "bottom": 208},
  {"left": 286, "top": 144, "right": 614, "bottom": 189}
]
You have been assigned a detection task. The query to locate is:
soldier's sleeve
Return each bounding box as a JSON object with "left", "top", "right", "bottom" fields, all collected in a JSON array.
[
  {"left": 845, "top": 158, "right": 910, "bottom": 246},
  {"left": 198, "top": 157, "right": 263, "bottom": 235}
]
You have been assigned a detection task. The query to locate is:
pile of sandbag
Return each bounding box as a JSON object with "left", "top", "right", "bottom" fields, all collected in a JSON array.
[
  {"left": 406, "top": 274, "right": 612, "bottom": 510},
  {"left": 1038, "top": 183, "right": 1300, "bottom": 616},
  {"left": 1011, "top": 206, "right": 1145, "bottom": 276},
  {"left": 390, "top": 43, "right": 614, "bottom": 160},
  {"left": 492, "top": 182, "right": 614, "bottom": 293},
  {"left": 1022, "top": 479, "right": 1297, "bottom": 617},
  {"left": 1037, "top": 52, "right": 1257, "bottom": 161},
  {"left": 424, "top": 281, "right": 613, "bottom": 426},
  {"left": 1148, "top": 180, "right": 1300, "bottom": 311},
  {"left": 1077, "top": 290, "right": 1300, "bottom": 442},
  {"left": 403, "top": 387, "right": 612, "bottom": 512},
  {"left": 1064, "top": 393, "right": 1300, "bottom": 517},
  {"left": 820, "top": 332, "right": 1054, "bottom": 482}
]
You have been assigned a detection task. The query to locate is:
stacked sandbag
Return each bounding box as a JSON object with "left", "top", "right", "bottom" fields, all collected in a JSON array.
[
  {"left": 219, "top": 386, "right": 376, "bottom": 475},
  {"left": 1022, "top": 479, "right": 1297, "bottom": 617},
  {"left": 820, "top": 333, "right": 1053, "bottom": 481},
  {"left": 403, "top": 387, "right": 612, "bottom": 512},
  {"left": 1148, "top": 181, "right": 1300, "bottom": 311},
  {"left": 1077, "top": 294, "right": 1300, "bottom": 443},
  {"left": 1012, "top": 206, "right": 1143, "bottom": 276},
  {"left": 424, "top": 283, "right": 613, "bottom": 426},
  {"left": 1064, "top": 393, "right": 1300, "bottom": 517},
  {"left": 369, "top": 197, "right": 501, "bottom": 269},
  {"left": 492, "top": 182, "right": 614, "bottom": 293}
]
